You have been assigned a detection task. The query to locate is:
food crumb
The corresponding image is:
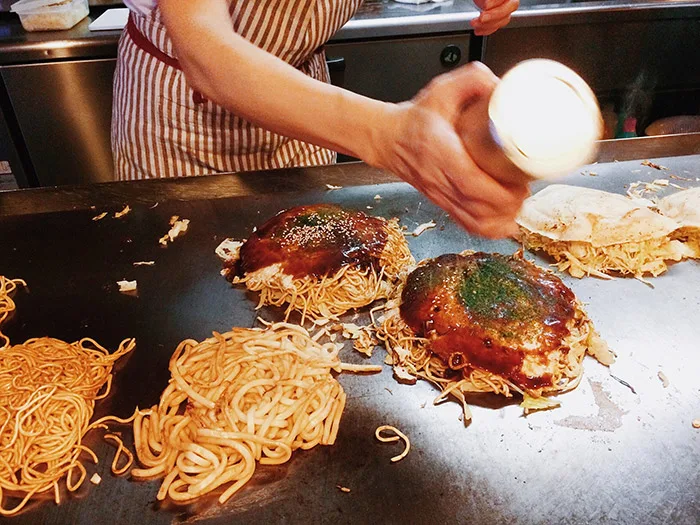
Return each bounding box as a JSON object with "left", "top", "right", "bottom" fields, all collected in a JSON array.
[
  {"left": 407, "top": 220, "right": 436, "bottom": 237},
  {"left": 215, "top": 239, "right": 244, "bottom": 263},
  {"left": 692, "top": 419, "right": 700, "bottom": 429},
  {"left": 90, "top": 473, "right": 102, "bottom": 485},
  {"left": 92, "top": 212, "right": 107, "bottom": 221},
  {"left": 669, "top": 174, "right": 693, "bottom": 181},
  {"left": 642, "top": 160, "right": 669, "bottom": 170},
  {"left": 159, "top": 216, "right": 190, "bottom": 246},
  {"left": 657, "top": 371, "right": 670, "bottom": 388},
  {"left": 374, "top": 194, "right": 382, "bottom": 200},
  {"left": 117, "top": 279, "right": 137, "bottom": 294},
  {"left": 325, "top": 184, "right": 342, "bottom": 190},
  {"left": 133, "top": 261, "right": 155, "bottom": 267},
  {"left": 114, "top": 205, "right": 131, "bottom": 219},
  {"left": 337, "top": 485, "right": 351, "bottom": 493}
]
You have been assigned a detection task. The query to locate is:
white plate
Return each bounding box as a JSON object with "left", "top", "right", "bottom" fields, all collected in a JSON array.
[{"left": 88, "top": 8, "right": 128, "bottom": 31}]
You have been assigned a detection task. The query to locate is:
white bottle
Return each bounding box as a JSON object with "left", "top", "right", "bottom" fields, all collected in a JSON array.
[{"left": 457, "top": 59, "right": 603, "bottom": 184}]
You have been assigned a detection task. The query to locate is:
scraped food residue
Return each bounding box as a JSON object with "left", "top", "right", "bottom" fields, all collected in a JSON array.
[{"left": 555, "top": 380, "right": 628, "bottom": 432}]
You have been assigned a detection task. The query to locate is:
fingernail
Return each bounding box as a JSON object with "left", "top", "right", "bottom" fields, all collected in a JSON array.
[{"left": 480, "top": 14, "right": 491, "bottom": 23}]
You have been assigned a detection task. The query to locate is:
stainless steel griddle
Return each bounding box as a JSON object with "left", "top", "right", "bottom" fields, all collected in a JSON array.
[{"left": 0, "top": 151, "right": 698, "bottom": 524}]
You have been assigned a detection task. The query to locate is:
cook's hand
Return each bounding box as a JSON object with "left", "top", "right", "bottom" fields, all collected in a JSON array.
[
  {"left": 369, "top": 62, "right": 529, "bottom": 239},
  {"left": 471, "top": 0, "right": 519, "bottom": 36}
]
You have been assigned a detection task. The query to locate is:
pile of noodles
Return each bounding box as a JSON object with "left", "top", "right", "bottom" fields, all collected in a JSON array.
[
  {"left": 0, "top": 276, "right": 135, "bottom": 516},
  {"left": 129, "top": 322, "right": 379, "bottom": 504},
  {"left": 376, "top": 288, "right": 613, "bottom": 421},
  {"left": 234, "top": 218, "right": 414, "bottom": 322},
  {"left": 0, "top": 336, "right": 135, "bottom": 515}
]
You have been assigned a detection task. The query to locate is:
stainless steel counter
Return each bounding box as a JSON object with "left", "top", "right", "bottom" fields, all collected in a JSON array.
[{"left": 1, "top": 133, "right": 699, "bottom": 218}]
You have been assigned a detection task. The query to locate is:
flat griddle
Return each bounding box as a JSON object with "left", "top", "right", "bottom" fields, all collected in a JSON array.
[{"left": 0, "top": 155, "right": 698, "bottom": 524}]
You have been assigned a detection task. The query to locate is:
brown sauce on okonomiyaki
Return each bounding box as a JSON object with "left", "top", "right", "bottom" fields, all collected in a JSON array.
[
  {"left": 400, "top": 252, "right": 576, "bottom": 390},
  {"left": 236, "top": 204, "right": 389, "bottom": 279}
]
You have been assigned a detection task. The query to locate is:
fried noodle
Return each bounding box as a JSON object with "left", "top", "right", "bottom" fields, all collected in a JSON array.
[
  {"left": 130, "top": 323, "right": 378, "bottom": 504},
  {"left": 375, "top": 425, "right": 410, "bottom": 463},
  {"left": 0, "top": 336, "right": 135, "bottom": 516}
]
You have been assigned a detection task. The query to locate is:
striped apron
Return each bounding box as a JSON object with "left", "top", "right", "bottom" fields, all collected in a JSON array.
[{"left": 112, "top": 1, "right": 362, "bottom": 181}]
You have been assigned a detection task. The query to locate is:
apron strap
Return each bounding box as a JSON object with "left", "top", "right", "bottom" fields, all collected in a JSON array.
[{"left": 126, "top": 13, "right": 206, "bottom": 105}]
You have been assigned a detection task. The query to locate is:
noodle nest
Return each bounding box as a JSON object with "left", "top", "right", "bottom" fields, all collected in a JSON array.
[
  {"left": 0, "top": 335, "right": 135, "bottom": 515},
  {"left": 129, "top": 322, "right": 376, "bottom": 504}
]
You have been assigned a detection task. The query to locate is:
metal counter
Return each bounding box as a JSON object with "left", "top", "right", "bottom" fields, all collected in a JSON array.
[
  {"left": 0, "top": 154, "right": 699, "bottom": 524},
  {"left": 2, "top": 133, "right": 699, "bottom": 217}
]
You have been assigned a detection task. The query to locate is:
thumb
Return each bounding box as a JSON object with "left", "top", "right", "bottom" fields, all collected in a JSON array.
[{"left": 415, "top": 61, "right": 499, "bottom": 121}]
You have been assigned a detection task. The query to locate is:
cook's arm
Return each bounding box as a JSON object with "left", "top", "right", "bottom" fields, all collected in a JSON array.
[
  {"left": 160, "top": 0, "right": 387, "bottom": 163},
  {"left": 159, "top": 0, "right": 527, "bottom": 238}
]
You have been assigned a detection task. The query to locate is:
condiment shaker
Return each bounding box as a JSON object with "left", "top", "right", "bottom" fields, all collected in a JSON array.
[{"left": 457, "top": 59, "right": 603, "bottom": 184}]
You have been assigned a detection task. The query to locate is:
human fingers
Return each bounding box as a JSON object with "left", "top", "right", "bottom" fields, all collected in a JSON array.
[
  {"left": 404, "top": 160, "right": 522, "bottom": 239},
  {"left": 480, "top": 0, "right": 519, "bottom": 23},
  {"left": 471, "top": 14, "right": 512, "bottom": 36},
  {"left": 414, "top": 62, "right": 499, "bottom": 122},
  {"left": 470, "top": 0, "right": 518, "bottom": 35},
  {"left": 446, "top": 195, "right": 521, "bottom": 222},
  {"left": 441, "top": 196, "right": 521, "bottom": 239},
  {"left": 412, "top": 163, "right": 523, "bottom": 238},
  {"left": 501, "top": 181, "right": 531, "bottom": 206},
  {"left": 427, "top": 123, "right": 526, "bottom": 212}
]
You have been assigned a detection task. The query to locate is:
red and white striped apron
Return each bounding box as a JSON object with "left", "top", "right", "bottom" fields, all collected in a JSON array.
[{"left": 112, "top": 1, "right": 363, "bottom": 181}]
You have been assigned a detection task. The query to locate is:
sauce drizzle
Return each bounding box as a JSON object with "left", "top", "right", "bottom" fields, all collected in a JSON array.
[{"left": 236, "top": 204, "right": 389, "bottom": 278}]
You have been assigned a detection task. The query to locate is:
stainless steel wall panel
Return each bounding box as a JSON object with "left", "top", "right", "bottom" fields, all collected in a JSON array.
[
  {"left": 326, "top": 34, "right": 470, "bottom": 102},
  {"left": 0, "top": 58, "right": 116, "bottom": 186},
  {"left": 0, "top": 100, "right": 25, "bottom": 188},
  {"left": 482, "top": 19, "right": 700, "bottom": 93}
]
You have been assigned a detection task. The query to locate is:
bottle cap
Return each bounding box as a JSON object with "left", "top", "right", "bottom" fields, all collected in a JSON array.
[{"left": 488, "top": 59, "right": 603, "bottom": 180}]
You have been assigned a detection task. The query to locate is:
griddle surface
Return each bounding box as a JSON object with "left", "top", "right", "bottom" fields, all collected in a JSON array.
[{"left": 1, "top": 157, "right": 699, "bottom": 524}]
